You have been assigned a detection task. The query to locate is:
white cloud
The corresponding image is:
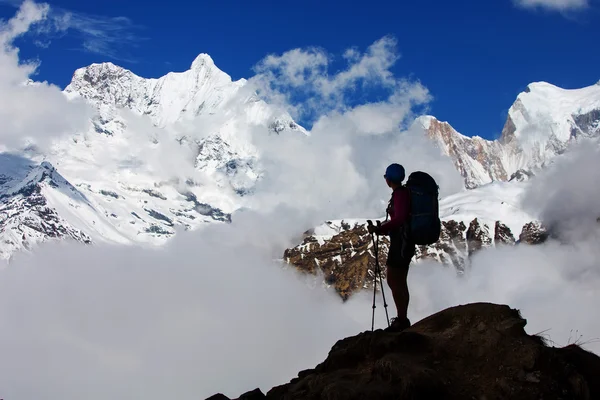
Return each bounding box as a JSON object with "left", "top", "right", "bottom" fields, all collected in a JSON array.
[
  {"left": 0, "top": 213, "right": 363, "bottom": 400},
  {"left": 55, "top": 12, "right": 144, "bottom": 62},
  {"left": 250, "top": 36, "right": 421, "bottom": 124},
  {"left": 513, "top": 0, "right": 589, "bottom": 11},
  {"left": 0, "top": 0, "right": 144, "bottom": 62},
  {"left": 0, "top": 0, "right": 92, "bottom": 150},
  {"left": 521, "top": 139, "right": 600, "bottom": 242}
]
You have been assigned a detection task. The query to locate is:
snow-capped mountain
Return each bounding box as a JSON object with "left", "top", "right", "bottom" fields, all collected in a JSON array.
[
  {"left": 419, "top": 81, "right": 600, "bottom": 188},
  {"left": 0, "top": 54, "right": 305, "bottom": 260},
  {"left": 64, "top": 55, "right": 245, "bottom": 127},
  {"left": 1, "top": 52, "right": 598, "bottom": 264}
]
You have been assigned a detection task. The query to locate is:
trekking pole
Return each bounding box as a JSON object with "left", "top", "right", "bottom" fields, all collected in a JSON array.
[
  {"left": 367, "top": 220, "right": 390, "bottom": 331},
  {"left": 368, "top": 220, "right": 377, "bottom": 331},
  {"left": 375, "top": 220, "right": 390, "bottom": 328}
]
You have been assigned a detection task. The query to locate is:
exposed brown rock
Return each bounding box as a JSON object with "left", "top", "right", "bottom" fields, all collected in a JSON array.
[
  {"left": 424, "top": 118, "right": 509, "bottom": 188},
  {"left": 466, "top": 218, "right": 492, "bottom": 256},
  {"left": 283, "top": 222, "right": 388, "bottom": 300},
  {"left": 495, "top": 221, "right": 516, "bottom": 245},
  {"left": 416, "top": 220, "right": 467, "bottom": 270},
  {"left": 519, "top": 222, "right": 549, "bottom": 245},
  {"left": 500, "top": 112, "right": 517, "bottom": 144},
  {"left": 285, "top": 219, "right": 544, "bottom": 299},
  {"left": 209, "top": 303, "right": 600, "bottom": 400}
]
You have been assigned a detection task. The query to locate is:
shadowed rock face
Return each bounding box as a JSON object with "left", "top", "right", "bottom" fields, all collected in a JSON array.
[
  {"left": 466, "top": 218, "right": 493, "bottom": 256},
  {"left": 495, "top": 221, "right": 516, "bottom": 245},
  {"left": 519, "top": 222, "right": 549, "bottom": 245},
  {"left": 208, "top": 303, "right": 600, "bottom": 400},
  {"left": 283, "top": 219, "right": 542, "bottom": 299}
]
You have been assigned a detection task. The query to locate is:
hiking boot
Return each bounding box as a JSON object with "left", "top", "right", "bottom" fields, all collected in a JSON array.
[{"left": 387, "top": 317, "right": 411, "bottom": 331}]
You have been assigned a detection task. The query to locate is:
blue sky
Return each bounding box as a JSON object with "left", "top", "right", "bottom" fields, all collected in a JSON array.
[{"left": 1, "top": 0, "right": 599, "bottom": 139}]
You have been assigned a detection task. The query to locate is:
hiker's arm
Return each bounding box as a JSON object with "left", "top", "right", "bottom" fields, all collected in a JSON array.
[{"left": 377, "top": 191, "right": 408, "bottom": 235}]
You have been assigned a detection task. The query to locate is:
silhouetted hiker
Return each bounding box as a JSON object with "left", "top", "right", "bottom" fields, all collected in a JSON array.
[{"left": 368, "top": 163, "right": 415, "bottom": 330}]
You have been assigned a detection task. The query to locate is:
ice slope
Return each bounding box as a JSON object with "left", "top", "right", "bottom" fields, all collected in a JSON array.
[{"left": 439, "top": 181, "right": 534, "bottom": 237}]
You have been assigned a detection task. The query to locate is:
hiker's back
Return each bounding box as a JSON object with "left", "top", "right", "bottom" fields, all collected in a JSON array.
[{"left": 405, "top": 171, "right": 441, "bottom": 245}]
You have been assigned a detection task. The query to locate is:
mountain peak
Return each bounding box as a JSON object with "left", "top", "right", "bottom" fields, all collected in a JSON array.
[
  {"left": 74, "top": 61, "right": 130, "bottom": 76},
  {"left": 414, "top": 115, "right": 437, "bottom": 130},
  {"left": 191, "top": 53, "right": 216, "bottom": 69}
]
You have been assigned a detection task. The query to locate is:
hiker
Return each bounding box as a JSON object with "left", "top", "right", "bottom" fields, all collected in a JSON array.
[{"left": 368, "top": 163, "right": 415, "bottom": 330}]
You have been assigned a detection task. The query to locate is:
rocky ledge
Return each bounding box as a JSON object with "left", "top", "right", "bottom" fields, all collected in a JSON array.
[
  {"left": 207, "top": 302, "right": 600, "bottom": 400},
  {"left": 283, "top": 219, "right": 548, "bottom": 300}
]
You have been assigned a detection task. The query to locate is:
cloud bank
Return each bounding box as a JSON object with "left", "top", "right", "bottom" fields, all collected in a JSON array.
[{"left": 0, "top": 214, "right": 364, "bottom": 399}]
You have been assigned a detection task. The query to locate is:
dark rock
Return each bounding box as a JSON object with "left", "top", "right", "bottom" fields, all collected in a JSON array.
[
  {"left": 237, "top": 388, "right": 266, "bottom": 399},
  {"left": 144, "top": 224, "right": 172, "bottom": 235},
  {"left": 466, "top": 218, "right": 492, "bottom": 256},
  {"left": 257, "top": 303, "right": 600, "bottom": 400},
  {"left": 519, "top": 222, "right": 549, "bottom": 245},
  {"left": 495, "top": 221, "right": 515, "bottom": 245},
  {"left": 509, "top": 169, "right": 535, "bottom": 182},
  {"left": 205, "top": 394, "right": 230, "bottom": 400},
  {"left": 142, "top": 188, "right": 167, "bottom": 200},
  {"left": 417, "top": 220, "right": 467, "bottom": 270},
  {"left": 572, "top": 109, "right": 600, "bottom": 137},
  {"left": 100, "top": 189, "right": 119, "bottom": 199},
  {"left": 144, "top": 208, "right": 174, "bottom": 226},
  {"left": 185, "top": 192, "right": 231, "bottom": 222}
]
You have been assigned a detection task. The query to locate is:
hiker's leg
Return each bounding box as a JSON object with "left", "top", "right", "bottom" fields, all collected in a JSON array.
[{"left": 387, "top": 265, "right": 409, "bottom": 319}]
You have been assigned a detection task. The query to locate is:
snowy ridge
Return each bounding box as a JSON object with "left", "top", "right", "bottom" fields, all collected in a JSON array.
[
  {"left": 0, "top": 160, "right": 93, "bottom": 260},
  {"left": 439, "top": 181, "right": 534, "bottom": 237},
  {"left": 65, "top": 54, "right": 246, "bottom": 126},
  {"left": 418, "top": 81, "right": 600, "bottom": 188}
]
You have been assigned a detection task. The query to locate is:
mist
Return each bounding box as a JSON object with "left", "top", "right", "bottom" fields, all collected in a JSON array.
[{"left": 0, "top": 214, "right": 362, "bottom": 399}]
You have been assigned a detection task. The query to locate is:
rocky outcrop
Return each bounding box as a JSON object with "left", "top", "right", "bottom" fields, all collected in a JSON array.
[
  {"left": 284, "top": 219, "right": 528, "bottom": 299},
  {"left": 420, "top": 117, "right": 510, "bottom": 188},
  {"left": 495, "top": 221, "right": 516, "bottom": 245},
  {"left": 207, "top": 303, "right": 600, "bottom": 400},
  {"left": 466, "top": 218, "right": 493, "bottom": 256},
  {"left": 0, "top": 162, "right": 92, "bottom": 260},
  {"left": 519, "top": 222, "right": 549, "bottom": 245},
  {"left": 415, "top": 220, "right": 467, "bottom": 268},
  {"left": 283, "top": 223, "right": 388, "bottom": 300}
]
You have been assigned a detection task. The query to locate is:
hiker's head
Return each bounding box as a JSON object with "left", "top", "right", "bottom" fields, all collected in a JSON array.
[{"left": 384, "top": 163, "right": 405, "bottom": 188}]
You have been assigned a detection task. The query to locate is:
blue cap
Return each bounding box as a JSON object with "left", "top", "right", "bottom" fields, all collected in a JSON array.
[{"left": 384, "top": 163, "right": 405, "bottom": 183}]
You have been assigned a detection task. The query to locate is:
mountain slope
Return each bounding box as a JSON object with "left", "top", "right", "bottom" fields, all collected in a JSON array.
[
  {"left": 420, "top": 81, "right": 600, "bottom": 188},
  {"left": 0, "top": 55, "right": 305, "bottom": 260}
]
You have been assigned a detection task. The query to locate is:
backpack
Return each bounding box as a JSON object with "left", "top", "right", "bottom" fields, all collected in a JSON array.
[{"left": 405, "top": 171, "right": 441, "bottom": 245}]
